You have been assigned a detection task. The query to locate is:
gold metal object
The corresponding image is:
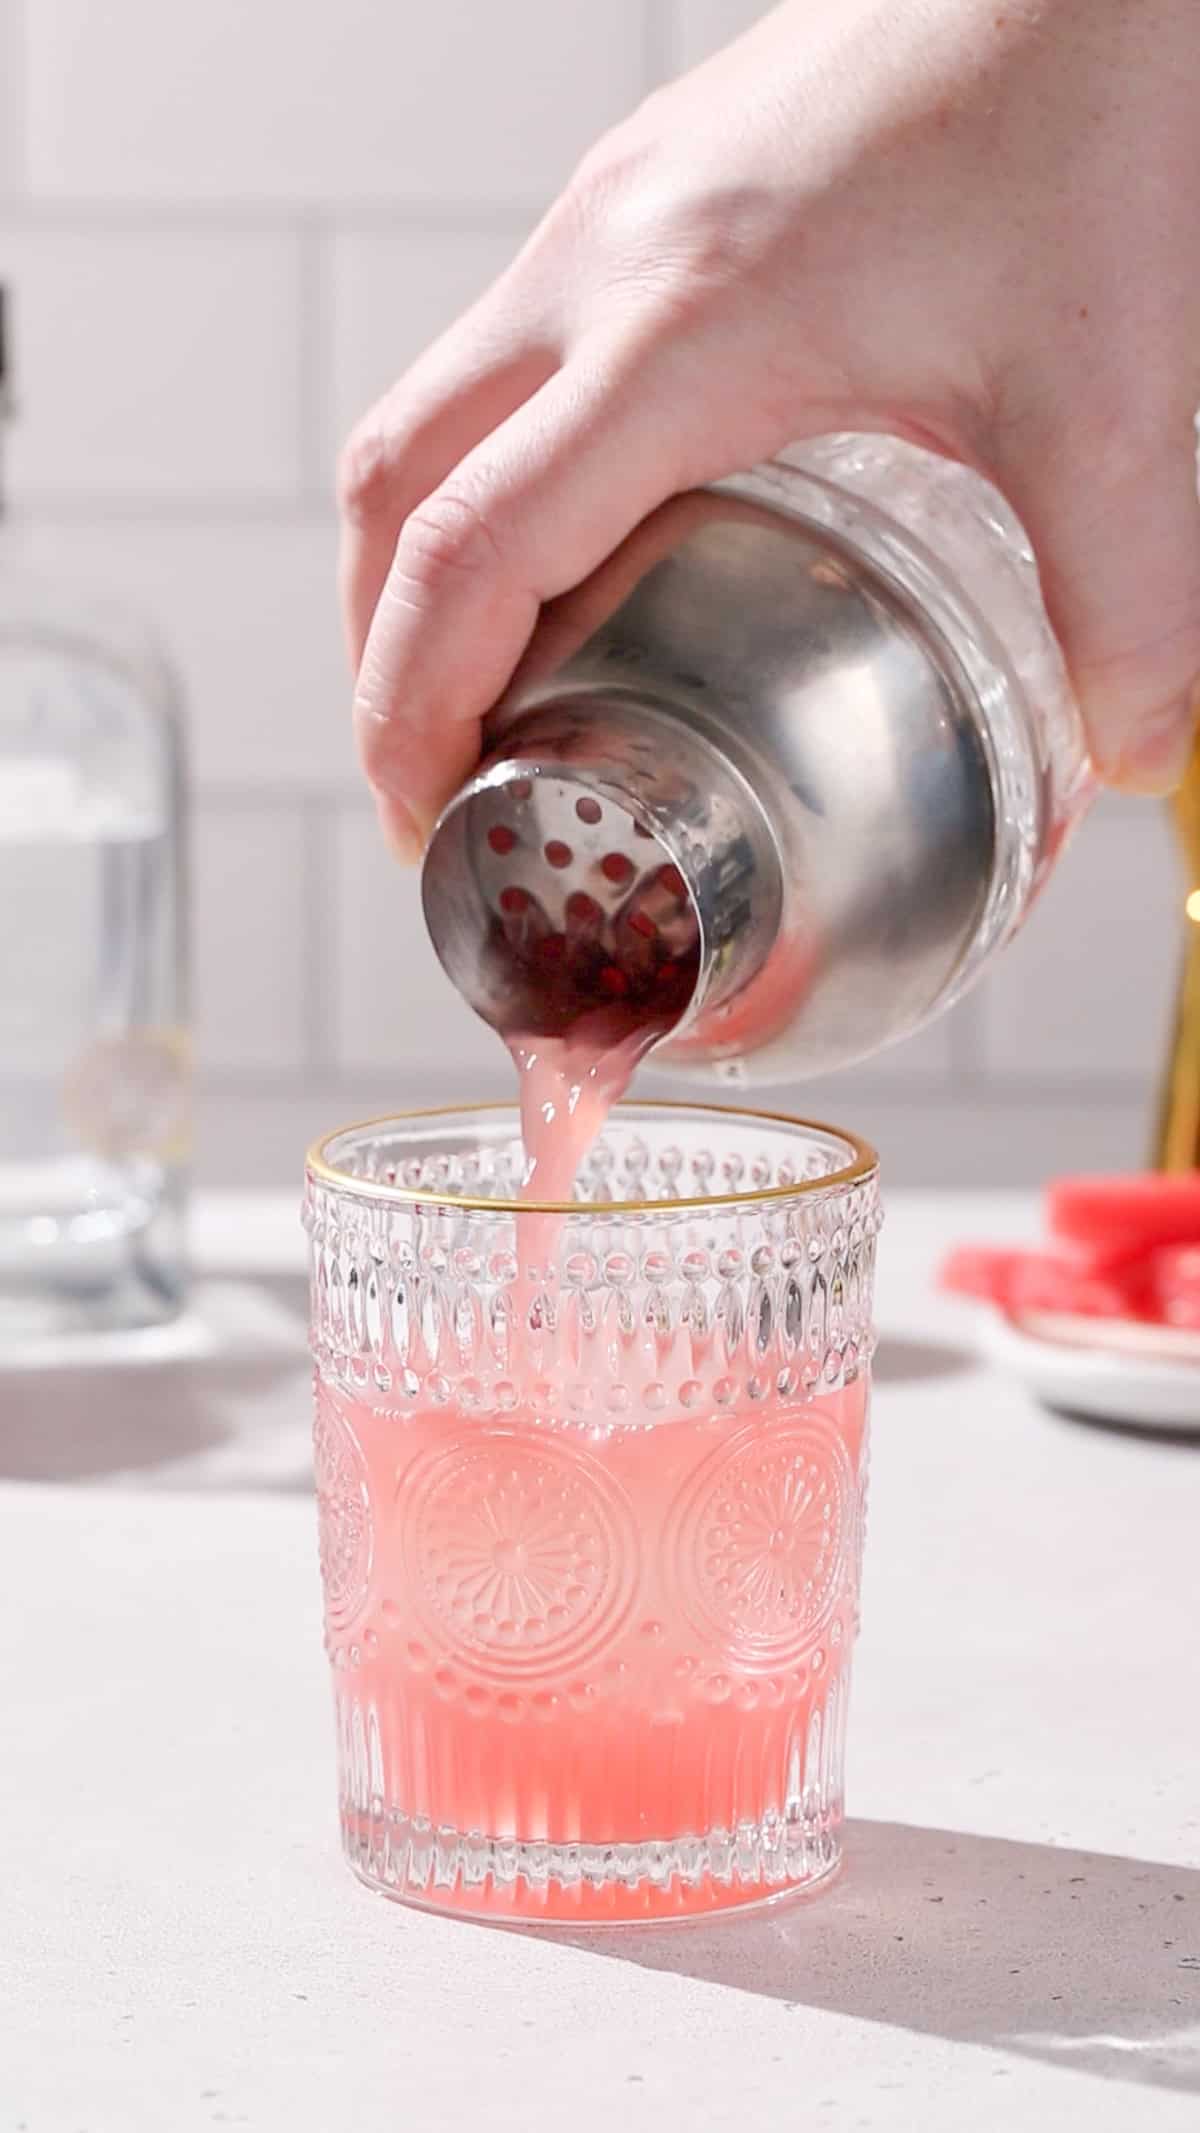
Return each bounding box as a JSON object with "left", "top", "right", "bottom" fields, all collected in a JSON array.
[{"left": 1154, "top": 739, "right": 1200, "bottom": 1170}]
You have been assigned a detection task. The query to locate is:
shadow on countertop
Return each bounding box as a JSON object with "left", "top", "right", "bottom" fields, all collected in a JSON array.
[
  {"left": 1050, "top": 1405, "right": 1200, "bottom": 1452},
  {"left": 546, "top": 1819, "right": 1200, "bottom": 2095},
  {"left": 873, "top": 1333, "right": 973, "bottom": 1384},
  {"left": 0, "top": 1272, "right": 313, "bottom": 1491},
  {"left": 0, "top": 1285, "right": 981, "bottom": 1492}
]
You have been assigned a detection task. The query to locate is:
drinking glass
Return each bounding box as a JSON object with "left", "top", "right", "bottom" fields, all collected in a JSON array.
[{"left": 304, "top": 1101, "right": 880, "bottom": 1923}]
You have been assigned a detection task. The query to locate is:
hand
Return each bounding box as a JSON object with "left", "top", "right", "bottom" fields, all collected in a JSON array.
[{"left": 340, "top": 0, "right": 1200, "bottom": 857}]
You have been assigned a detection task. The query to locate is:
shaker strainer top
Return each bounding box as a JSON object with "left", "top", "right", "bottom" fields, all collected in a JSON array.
[
  {"left": 436, "top": 765, "right": 703, "bottom": 1044},
  {"left": 422, "top": 692, "right": 787, "bottom": 1065}
]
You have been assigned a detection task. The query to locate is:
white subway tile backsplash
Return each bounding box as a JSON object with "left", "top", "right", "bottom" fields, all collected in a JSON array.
[
  {"left": 330, "top": 805, "right": 509, "bottom": 1087},
  {"left": 843, "top": 1004, "right": 959, "bottom": 1086},
  {"left": 195, "top": 1082, "right": 1152, "bottom": 1192},
  {"left": 977, "top": 808, "right": 1181, "bottom": 1082},
  {"left": 792, "top": 1006, "right": 968, "bottom": 1122},
  {"left": 0, "top": 229, "right": 303, "bottom": 500},
  {"left": 20, "top": 520, "right": 352, "bottom": 792},
  {"left": 861, "top": 1090, "right": 1151, "bottom": 1187},
  {"left": 665, "top": 0, "right": 772, "bottom": 72},
  {"left": 194, "top": 805, "right": 308, "bottom": 1072},
  {"left": 328, "top": 226, "right": 528, "bottom": 458},
  {"left": 0, "top": 1, "right": 22, "bottom": 195},
  {"left": 4, "top": 0, "right": 1183, "bottom": 1188},
  {"left": 26, "top": 0, "right": 645, "bottom": 206}
]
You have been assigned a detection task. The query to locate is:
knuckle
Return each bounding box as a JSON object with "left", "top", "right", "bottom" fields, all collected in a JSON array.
[
  {"left": 394, "top": 485, "right": 503, "bottom": 593},
  {"left": 591, "top": 177, "right": 765, "bottom": 329},
  {"left": 567, "top": 116, "right": 650, "bottom": 214},
  {"left": 337, "top": 417, "right": 395, "bottom": 528},
  {"left": 663, "top": 188, "right": 760, "bottom": 284},
  {"left": 351, "top": 657, "right": 415, "bottom": 798},
  {"left": 544, "top": 112, "right": 760, "bottom": 337}
]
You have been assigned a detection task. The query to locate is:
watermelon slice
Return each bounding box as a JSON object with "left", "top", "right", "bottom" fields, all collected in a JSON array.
[
  {"left": 1048, "top": 1174, "right": 1200, "bottom": 1256},
  {"left": 1006, "top": 1256, "right": 1137, "bottom": 1321},
  {"left": 1149, "top": 1244, "right": 1200, "bottom": 1329},
  {"left": 939, "top": 1245, "right": 1137, "bottom": 1318},
  {"left": 938, "top": 1246, "right": 1029, "bottom": 1305},
  {"left": 942, "top": 1174, "right": 1200, "bottom": 1333}
]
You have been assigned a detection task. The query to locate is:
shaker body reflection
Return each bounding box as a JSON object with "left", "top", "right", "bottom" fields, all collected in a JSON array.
[{"left": 423, "top": 435, "right": 1093, "bottom": 1087}]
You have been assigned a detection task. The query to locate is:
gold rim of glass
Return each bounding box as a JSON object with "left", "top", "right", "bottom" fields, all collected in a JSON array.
[{"left": 306, "top": 1099, "right": 879, "bottom": 1217}]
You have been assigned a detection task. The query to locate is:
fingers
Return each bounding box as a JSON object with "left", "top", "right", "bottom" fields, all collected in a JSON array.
[
  {"left": 352, "top": 338, "right": 734, "bottom": 855},
  {"left": 337, "top": 288, "right": 558, "bottom": 671},
  {"left": 997, "top": 417, "right": 1200, "bottom": 793}
]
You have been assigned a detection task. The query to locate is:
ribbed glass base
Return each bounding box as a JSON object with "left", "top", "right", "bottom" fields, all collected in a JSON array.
[{"left": 341, "top": 1805, "right": 842, "bottom": 1923}]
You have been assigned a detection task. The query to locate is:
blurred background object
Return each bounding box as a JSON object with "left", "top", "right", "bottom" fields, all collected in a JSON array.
[
  {"left": 0, "top": 285, "right": 189, "bottom": 1336},
  {"left": 1154, "top": 740, "right": 1200, "bottom": 1169},
  {"left": 0, "top": 0, "right": 1182, "bottom": 1186}
]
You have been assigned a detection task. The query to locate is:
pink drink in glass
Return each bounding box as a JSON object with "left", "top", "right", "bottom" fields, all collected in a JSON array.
[
  {"left": 308, "top": 1093, "right": 878, "bottom": 1923},
  {"left": 322, "top": 1374, "right": 866, "bottom": 1922}
]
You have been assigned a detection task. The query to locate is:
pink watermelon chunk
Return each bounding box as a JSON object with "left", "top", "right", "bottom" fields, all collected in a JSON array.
[
  {"left": 939, "top": 1245, "right": 1138, "bottom": 1318},
  {"left": 1006, "top": 1256, "right": 1137, "bottom": 1321},
  {"left": 1149, "top": 1244, "right": 1200, "bottom": 1329},
  {"left": 938, "top": 1247, "right": 1029, "bottom": 1305},
  {"left": 942, "top": 1175, "right": 1200, "bottom": 1330},
  {"left": 1048, "top": 1174, "right": 1200, "bottom": 1255}
]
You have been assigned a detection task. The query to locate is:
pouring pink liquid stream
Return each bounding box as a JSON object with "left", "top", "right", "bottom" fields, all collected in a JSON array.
[{"left": 322, "top": 899, "right": 866, "bottom": 1919}]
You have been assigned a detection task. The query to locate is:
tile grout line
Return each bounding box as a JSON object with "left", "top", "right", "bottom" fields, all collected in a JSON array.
[
  {"left": 641, "top": 0, "right": 675, "bottom": 89},
  {"left": 299, "top": 795, "right": 334, "bottom": 1079},
  {"left": 6, "top": 0, "right": 29, "bottom": 197},
  {"left": 946, "top": 992, "right": 985, "bottom": 1090},
  {"left": 196, "top": 783, "right": 366, "bottom": 812},
  {"left": 0, "top": 198, "right": 553, "bottom": 236},
  {"left": 12, "top": 494, "right": 337, "bottom": 526},
  {"left": 194, "top": 1061, "right": 1152, "bottom": 1105},
  {"left": 294, "top": 214, "right": 331, "bottom": 506}
]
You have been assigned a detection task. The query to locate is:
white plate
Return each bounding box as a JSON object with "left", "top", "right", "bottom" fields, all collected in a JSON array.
[{"left": 981, "top": 1308, "right": 1200, "bottom": 1432}]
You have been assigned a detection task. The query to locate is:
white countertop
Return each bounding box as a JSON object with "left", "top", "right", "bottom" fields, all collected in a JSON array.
[{"left": 2, "top": 1191, "right": 1198, "bottom": 2132}]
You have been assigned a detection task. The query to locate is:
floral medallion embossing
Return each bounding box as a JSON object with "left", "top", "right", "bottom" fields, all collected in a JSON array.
[
  {"left": 668, "top": 1418, "right": 853, "bottom": 1667},
  {"left": 402, "top": 1430, "right": 637, "bottom": 1680},
  {"left": 313, "top": 1387, "right": 373, "bottom": 1632}
]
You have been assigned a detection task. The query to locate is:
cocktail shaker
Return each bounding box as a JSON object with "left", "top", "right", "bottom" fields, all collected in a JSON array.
[{"left": 422, "top": 435, "right": 1093, "bottom": 1082}]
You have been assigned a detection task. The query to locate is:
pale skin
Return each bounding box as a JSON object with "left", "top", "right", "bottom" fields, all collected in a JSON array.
[{"left": 340, "top": 0, "right": 1200, "bottom": 858}]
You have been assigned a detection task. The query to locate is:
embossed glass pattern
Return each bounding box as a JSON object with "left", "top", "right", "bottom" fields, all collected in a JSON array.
[{"left": 305, "top": 1103, "right": 880, "bottom": 1923}]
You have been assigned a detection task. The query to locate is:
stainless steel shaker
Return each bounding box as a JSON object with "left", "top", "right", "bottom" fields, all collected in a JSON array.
[{"left": 422, "top": 435, "right": 1093, "bottom": 1083}]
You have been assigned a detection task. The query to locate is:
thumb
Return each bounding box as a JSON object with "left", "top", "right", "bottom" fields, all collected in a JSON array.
[{"left": 996, "top": 418, "right": 1200, "bottom": 793}]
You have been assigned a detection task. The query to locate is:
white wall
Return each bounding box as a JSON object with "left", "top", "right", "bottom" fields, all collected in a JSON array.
[{"left": 0, "top": 0, "right": 1184, "bottom": 1185}]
